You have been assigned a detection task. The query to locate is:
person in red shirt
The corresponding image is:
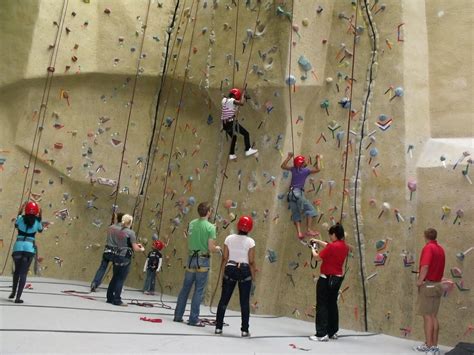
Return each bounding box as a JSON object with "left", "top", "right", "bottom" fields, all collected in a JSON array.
[
  {"left": 415, "top": 228, "right": 445, "bottom": 354},
  {"left": 308, "top": 223, "right": 349, "bottom": 342}
]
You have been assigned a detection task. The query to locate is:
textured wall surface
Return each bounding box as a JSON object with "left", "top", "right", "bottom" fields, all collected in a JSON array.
[{"left": 0, "top": 0, "right": 472, "bottom": 346}]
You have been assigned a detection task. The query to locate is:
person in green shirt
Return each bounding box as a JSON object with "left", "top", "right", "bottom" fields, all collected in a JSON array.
[{"left": 173, "top": 202, "right": 221, "bottom": 326}]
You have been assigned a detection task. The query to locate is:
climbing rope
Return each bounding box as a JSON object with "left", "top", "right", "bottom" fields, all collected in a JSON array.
[
  {"left": 111, "top": 0, "right": 153, "bottom": 223},
  {"left": 350, "top": 0, "right": 377, "bottom": 333},
  {"left": 212, "top": 1, "right": 261, "bottom": 224},
  {"left": 0, "top": 0, "right": 69, "bottom": 276},
  {"left": 155, "top": 0, "right": 200, "bottom": 237},
  {"left": 209, "top": 0, "right": 262, "bottom": 315},
  {"left": 231, "top": 0, "right": 240, "bottom": 87},
  {"left": 133, "top": 0, "right": 184, "bottom": 235},
  {"left": 339, "top": 1, "right": 360, "bottom": 222},
  {"left": 287, "top": 0, "right": 296, "bottom": 154}
]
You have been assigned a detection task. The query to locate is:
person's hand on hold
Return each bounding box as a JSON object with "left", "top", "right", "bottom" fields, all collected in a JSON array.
[{"left": 137, "top": 243, "right": 145, "bottom": 252}]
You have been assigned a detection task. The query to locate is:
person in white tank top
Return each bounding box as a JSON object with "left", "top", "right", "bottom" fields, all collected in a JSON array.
[{"left": 215, "top": 216, "right": 256, "bottom": 337}]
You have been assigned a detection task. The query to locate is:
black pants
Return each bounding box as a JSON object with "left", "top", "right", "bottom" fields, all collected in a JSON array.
[
  {"left": 316, "top": 275, "right": 343, "bottom": 337},
  {"left": 223, "top": 120, "right": 251, "bottom": 155},
  {"left": 216, "top": 265, "right": 252, "bottom": 332},
  {"left": 11, "top": 251, "right": 34, "bottom": 301},
  {"left": 106, "top": 255, "right": 131, "bottom": 305}
]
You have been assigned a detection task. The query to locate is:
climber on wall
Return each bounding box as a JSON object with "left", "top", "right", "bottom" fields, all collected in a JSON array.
[
  {"left": 221, "top": 88, "right": 258, "bottom": 160},
  {"left": 281, "top": 152, "right": 320, "bottom": 240},
  {"left": 9, "top": 201, "right": 43, "bottom": 304}
]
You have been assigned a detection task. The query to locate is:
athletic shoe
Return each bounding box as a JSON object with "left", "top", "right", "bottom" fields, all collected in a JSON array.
[
  {"left": 229, "top": 154, "right": 237, "bottom": 160},
  {"left": 245, "top": 148, "right": 258, "bottom": 157},
  {"left": 188, "top": 321, "right": 205, "bottom": 327},
  {"left": 90, "top": 283, "right": 97, "bottom": 292},
  {"left": 14, "top": 299, "right": 24, "bottom": 304},
  {"left": 309, "top": 335, "right": 329, "bottom": 342},
  {"left": 241, "top": 331, "right": 250, "bottom": 337},
  {"left": 414, "top": 343, "right": 430, "bottom": 352},
  {"left": 173, "top": 318, "right": 183, "bottom": 323},
  {"left": 215, "top": 329, "right": 222, "bottom": 335},
  {"left": 8, "top": 293, "right": 15, "bottom": 299},
  {"left": 429, "top": 346, "right": 440, "bottom": 355},
  {"left": 329, "top": 333, "right": 338, "bottom": 340}
]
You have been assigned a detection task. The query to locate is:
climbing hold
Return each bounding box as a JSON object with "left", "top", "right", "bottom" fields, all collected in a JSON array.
[
  {"left": 338, "top": 97, "right": 351, "bottom": 109},
  {"left": 286, "top": 75, "right": 296, "bottom": 86},
  {"left": 378, "top": 202, "right": 390, "bottom": 218},
  {"left": 369, "top": 148, "right": 378, "bottom": 164},
  {"left": 297, "top": 56, "right": 312, "bottom": 72},
  {"left": 302, "top": 18, "right": 309, "bottom": 27},
  {"left": 407, "top": 180, "right": 417, "bottom": 200},
  {"left": 224, "top": 199, "right": 233, "bottom": 210}
]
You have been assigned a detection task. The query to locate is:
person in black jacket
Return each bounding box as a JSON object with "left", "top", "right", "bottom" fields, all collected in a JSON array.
[{"left": 143, "top": 240, "right": 164, "bottom": 295}]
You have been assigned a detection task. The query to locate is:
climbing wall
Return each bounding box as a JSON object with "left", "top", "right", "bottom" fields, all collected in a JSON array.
[{"left": 0, "top": 0, "right": 472, "bottom": 346}]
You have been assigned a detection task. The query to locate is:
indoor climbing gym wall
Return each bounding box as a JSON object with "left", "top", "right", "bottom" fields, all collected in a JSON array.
[{"left": 0, "top": 0, "right": 472, "bottom": 347}]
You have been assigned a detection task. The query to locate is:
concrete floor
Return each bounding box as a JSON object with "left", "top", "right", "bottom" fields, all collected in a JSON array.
[{"left": 0, "top": 277, "right": 452, "bottom": 354}]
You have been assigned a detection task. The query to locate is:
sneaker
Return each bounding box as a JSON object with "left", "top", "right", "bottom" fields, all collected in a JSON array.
[
  {"left": 8, "top": 293, "right": 15, "bottom": 299},
  {"left": 229, "top": 154, "right": 237, "bottom": 160},
  {"left": 245, "top": 148, "right": 258, "bottom": 157},
  {"left": 14, "top": 299, "right": 24, "bottom": 304},
  {"left": 414, "top": 343, "right": 430, "bottom": 352},
  {"left": 241, "top": 331, "right": 250, "bottom": 337},
  {"left": 329, "top": 333, "right": 338, "bottom": 340},
  {"left": 309, "top": 335, "right": 329, "bottom": 342},
  {"left": 429, "top": 346, "right": 440, "bottom": 355},
  {"left": 188, "top": 321, "right": 205, "bottom": 327},
  {"left": 112, "top": 302, "right": 128, "bottom": 307},
  {"left": 215, "top": 328, "right": 222, "bottom": 335},
  {"left": 173, "top": 318, "right": 184, "bottom": 323}
]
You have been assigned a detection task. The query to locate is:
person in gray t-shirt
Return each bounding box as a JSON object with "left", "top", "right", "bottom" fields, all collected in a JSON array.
[
  {"left": 106, "top": 214, "right": 144, "bottom": 306},
  {"left": 91, "top": 213, "right": 124, "bottom": 292}
]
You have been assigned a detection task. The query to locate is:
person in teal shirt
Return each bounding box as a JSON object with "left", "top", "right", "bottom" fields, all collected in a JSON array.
[
  {"left": 174, "top": 202, "right": 221, "bottom": 326},
  {"left": 10, "top": 201, "right": 43, "bottom": 303}
]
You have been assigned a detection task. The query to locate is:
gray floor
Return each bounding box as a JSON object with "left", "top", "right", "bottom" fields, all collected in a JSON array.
[{"left": 0, "top": 277, "right": 451, "bottom": 354}]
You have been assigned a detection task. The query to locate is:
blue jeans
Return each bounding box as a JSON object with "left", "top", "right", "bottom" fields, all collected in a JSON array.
[
  {"left": 91, "top": 252, "right": 114, "bottom": 288},
  {"left": 288, "top": 188, "right": 317, "bottom": 222},
  {"left": 174, "top": 256, "right": 210, "bottom": 324},
  {"left": 143, "top": 269, "right": 156, "bottom": 292},
  {"left": 216, "top": 265, "right": 252, "bottom": 332},
  {"left": 106, "top": 256, "right": 131, "bottom": 305}
]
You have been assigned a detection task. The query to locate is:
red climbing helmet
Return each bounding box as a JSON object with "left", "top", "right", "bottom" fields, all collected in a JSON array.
[
  {"left": 237, "top": 215, "right": 253, "bottom": 233},
  {"left": 294, "top": 155, "right": 305, "bottom": 168},
  {"left": 25, "top": 201, "right": 40, "bottom": 216},
  {"left": 229, "top": 88, "right": 242, "bottom": 101},
  {"left": 153, "top": 240, "right": 165, "bottom": 251}
]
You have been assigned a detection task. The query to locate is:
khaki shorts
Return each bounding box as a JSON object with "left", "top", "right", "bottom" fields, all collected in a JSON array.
[{"left": 417, "top": 282, "right": 443, "bottom": 315}]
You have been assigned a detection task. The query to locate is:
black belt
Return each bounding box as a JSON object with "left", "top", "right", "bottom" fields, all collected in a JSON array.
[{"left": 227, "top": 261, "right": 249, "bottom": 268}]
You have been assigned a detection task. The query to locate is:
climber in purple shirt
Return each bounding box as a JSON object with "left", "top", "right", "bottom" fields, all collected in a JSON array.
[{"left": 281, "top": 152, "right": 320, "bottom": 240}]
